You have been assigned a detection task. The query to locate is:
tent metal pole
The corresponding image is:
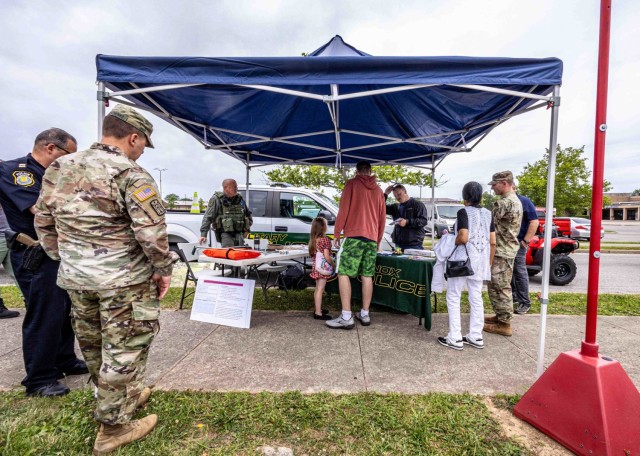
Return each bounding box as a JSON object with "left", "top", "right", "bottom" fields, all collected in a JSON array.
[
  {"left": 536, "top": 85, "right": 561, "bottom": 378},
  {"left": 431, "top": 156, "right": 436, "bottom": 245},
  {"left": 109, "top": 83, "right": 204, "bottom": 97},
  {"left": 246, "top": 153, "right": 251, "bottom": 218},
  {"left": 448, "top": 84, "right": 553, "bottom": 102},
  {"left": 97, "top": 82, "right": 106, "bottom": 140}
]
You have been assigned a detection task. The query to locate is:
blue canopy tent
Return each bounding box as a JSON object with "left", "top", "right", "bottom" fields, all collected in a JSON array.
[
  {"left": 96, "top": 35, "right": 562, "bottom": 169},
  {"left": 95, "top": 36, "right": 563, "bottom": 376}
]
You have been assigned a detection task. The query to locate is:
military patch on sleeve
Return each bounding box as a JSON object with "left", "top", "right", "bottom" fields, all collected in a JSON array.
[
  {"left": 150, "top": 199, "right": 166, "bottom": 216},
  {"left": 13, "top": 171, "right": 35, "bottom": 187},
  {"left": 133, "top": 185, "right": 157, "bottom": 202}
]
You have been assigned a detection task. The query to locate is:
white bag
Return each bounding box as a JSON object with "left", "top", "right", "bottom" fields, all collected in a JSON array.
[{"left": 315, "top": 251, "right": 334, "bottom": 276}]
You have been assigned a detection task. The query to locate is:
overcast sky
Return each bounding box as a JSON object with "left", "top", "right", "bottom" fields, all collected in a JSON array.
[{"left": 1, "top": 0, "right": 637, "bottom": 201}]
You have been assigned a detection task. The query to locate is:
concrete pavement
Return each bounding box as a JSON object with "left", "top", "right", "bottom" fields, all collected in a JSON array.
[{"left": 1, "top": 310, "right": 638, "bottom": 395}]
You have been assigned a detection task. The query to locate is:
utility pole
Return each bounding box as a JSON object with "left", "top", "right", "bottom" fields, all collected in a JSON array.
[{"left": 154, "top": 168, "right": 167, "bottom": 199}]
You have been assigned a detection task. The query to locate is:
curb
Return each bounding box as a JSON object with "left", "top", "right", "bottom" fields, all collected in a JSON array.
[{"left": 575, "top": 249, "right": 640, "bottom": 254}]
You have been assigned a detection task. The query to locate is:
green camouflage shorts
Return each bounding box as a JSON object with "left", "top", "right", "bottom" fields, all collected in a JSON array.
[{"left": 336, "top": 237, "right": 377, "bottom": 277}]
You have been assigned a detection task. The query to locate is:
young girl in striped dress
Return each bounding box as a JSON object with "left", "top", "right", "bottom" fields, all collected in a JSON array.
[{"left": 308, "top": 217, "right": 335, "bottom": 320}]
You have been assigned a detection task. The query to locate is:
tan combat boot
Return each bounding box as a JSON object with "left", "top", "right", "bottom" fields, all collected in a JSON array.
[
  {"left": 484, "top": 315, "right": 500, "bottom": 323},
  {"left": 136, "top": 387, "right": 152, "bottom": 409},
  {"left": 483, "top": 321, "right": 513, "bottom": 336},
  {"left": 93, "top": 414, "right": 158, "bottom": 455}
]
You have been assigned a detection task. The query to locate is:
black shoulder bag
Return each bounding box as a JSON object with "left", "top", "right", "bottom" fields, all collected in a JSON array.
[{"left": 445, "top": 244, "right": 474, "bottom": 279}]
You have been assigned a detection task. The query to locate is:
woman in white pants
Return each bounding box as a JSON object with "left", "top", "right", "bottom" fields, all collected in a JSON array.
[{"left": 438, "top": 182, "right": 495, "bottom": 350}]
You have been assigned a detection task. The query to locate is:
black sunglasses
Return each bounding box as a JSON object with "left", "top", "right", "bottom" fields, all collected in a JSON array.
[{"left": 53, "top": 144, "right": 73, "bottom": 155}]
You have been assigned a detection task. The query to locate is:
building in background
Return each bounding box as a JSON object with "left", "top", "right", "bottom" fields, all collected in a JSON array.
[{"left": 602, "top": 193, "right": 640, "bottom": 221}]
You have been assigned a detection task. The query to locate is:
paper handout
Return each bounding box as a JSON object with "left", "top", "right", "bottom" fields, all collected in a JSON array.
[{"left": 190, "top": 276, "right": 255, "bottom": 328}]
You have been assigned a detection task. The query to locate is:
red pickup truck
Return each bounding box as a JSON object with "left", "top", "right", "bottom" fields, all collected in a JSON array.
[{"left": 538, "top": 217, "right": 572, "bottom": 237}]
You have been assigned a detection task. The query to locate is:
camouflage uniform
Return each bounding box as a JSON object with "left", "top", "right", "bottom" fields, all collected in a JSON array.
[
  {"left": 35, "top": 135, "right": 177, "bottom": 424},
  {"left": 488, "top": 186, "right": 523, "bottom": 322},
  {"left": 200, "top": 192, "right": 252, "bottom": 247}
]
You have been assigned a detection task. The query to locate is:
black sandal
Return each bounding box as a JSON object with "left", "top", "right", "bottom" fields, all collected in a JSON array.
[{"left": 313, "top": 313, "right": 333, "bottom": 320}]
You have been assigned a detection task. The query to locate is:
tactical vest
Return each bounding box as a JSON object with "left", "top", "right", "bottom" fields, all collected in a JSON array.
[{"left": 215, "top": 193, "right": 249, "bottom": 233}]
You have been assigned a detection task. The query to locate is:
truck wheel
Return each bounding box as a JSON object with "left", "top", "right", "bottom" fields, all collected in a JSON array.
[
  {"left": 170, "top": 243, "right": 183, "bottom": 260},
  {"left": 549, "top": 255, "right": 577, "bottom": 286}
]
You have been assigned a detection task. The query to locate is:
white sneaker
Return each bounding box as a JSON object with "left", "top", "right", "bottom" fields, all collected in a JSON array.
[
  {"left": 326, "top": 315, "right": 355, "bottom": 330},
  {"left": 354, "top": 311, "right": 371, "bottom": 326},
  {"left": 462, "top": 335, "right": 484, "bottom": 349},
  {"left": 437, "top": 336, "right": 463, "bottom": 351}
]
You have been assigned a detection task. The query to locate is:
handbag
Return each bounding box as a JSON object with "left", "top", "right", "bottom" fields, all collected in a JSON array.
[
  {"left": 315, "top": 251, "right": 334, "bottom": 276},
  {"left": 445, "top": 244, "right": 474, "bottom": 279}
]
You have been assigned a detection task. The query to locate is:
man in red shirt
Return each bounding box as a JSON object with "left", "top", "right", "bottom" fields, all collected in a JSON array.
[{"left": 327, "top": 161, "right": 386, "bottom": 330}]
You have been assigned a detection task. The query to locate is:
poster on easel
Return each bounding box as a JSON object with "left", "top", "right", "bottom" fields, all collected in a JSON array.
[{"left": 190, "top": 275, "right": 255, "bottom": 328}]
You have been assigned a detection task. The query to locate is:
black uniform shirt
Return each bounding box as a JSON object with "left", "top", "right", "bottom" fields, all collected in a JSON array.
[{"left": 0, "top": 154, "right": 45, "bottom": 239}]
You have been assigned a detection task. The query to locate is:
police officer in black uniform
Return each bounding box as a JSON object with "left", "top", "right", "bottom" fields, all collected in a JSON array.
[{"left": 0, "top": 128, "right": 87, "bottom": 397}]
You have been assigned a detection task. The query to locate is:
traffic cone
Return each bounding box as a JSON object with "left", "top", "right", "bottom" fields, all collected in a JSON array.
[{"left": 190, "top": 192, "right": 200, "bottom": 214}]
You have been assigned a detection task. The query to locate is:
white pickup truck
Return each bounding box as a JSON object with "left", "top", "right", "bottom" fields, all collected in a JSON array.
[{"left": 165, "top": 184, "right": 396, "bottom": 251}]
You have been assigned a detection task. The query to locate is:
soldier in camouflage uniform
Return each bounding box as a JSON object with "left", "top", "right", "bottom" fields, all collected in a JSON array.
[
  {"left": 199, "top": 178, "right": 253, "bottom": 247},
  {"left": 484, "top": 171, "right": 523, "bottom": 337},
  {"left": 35, "top": 105, "right": 178, "bottom": 455}
]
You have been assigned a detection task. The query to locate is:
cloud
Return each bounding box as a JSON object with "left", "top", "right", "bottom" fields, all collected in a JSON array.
[{"left": 1, "top": 0, "right": 637, "bottom": 199}]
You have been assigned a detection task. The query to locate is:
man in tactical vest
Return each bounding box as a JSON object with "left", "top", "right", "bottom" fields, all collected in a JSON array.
[{"left": 199, "top": 179, "right": 253, "bottom": 247}]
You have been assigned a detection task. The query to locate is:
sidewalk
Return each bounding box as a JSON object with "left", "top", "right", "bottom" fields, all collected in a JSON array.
[{"left": 1, "top": 310, "right": 638, "bottom": 394}]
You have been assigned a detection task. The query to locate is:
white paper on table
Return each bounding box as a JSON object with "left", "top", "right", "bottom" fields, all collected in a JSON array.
[{"left": 190, "top": 276, "right": 255, "bottom": 328}]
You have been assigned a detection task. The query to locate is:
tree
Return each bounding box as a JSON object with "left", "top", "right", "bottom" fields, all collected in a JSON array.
[
  {"left": 165, "top": 193, "right": 179, "bottom": 209},
  {"left": 481, "top": 191, "right": 499, "bottom": 211},
  {"left": 632, "top": 189, "right": 640, "bottom": 196},
  {"left": 264, "top": 165, "right": 444, "bottom": 194},
  {"left": 516, "top": 145, "right": 612, "bottom": 216}
]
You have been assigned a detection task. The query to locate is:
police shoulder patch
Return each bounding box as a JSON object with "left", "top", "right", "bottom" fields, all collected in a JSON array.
[
  {"left": 133, "top": 185, "right": 157, "bottom": 202},
  {"left": 150, "top": 199, "right": 166, "bottom": 216},
  {"left": 13, "top": 171, "right": 34, "bottom": 187}
]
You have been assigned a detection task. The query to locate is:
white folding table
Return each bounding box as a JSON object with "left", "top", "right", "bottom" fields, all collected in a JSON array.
[{"left": 198, "top": 250, "right": 308, "bottom": 302}]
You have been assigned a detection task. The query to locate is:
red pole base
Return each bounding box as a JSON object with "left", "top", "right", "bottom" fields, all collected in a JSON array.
[{"left": 514, "top": 349, "right": 640, "bottom": 455}]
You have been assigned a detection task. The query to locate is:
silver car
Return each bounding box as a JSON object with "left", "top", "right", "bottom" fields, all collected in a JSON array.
[{"left": 570, "top": 217, "right": 605, "bottom": 241}]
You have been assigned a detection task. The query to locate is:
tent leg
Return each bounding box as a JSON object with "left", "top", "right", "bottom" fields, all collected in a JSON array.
[
  {"left": 536, "top": 84, "right": 561, "bottom": 378},
  {"left": 430, "top": 156, "right": 435, "bottom": 245},
  {"left": 245, "top": 153, "right": 251, "bottom": 220},
  {"left": 97, "top": 82, "right": 106, "bottom": 140}
]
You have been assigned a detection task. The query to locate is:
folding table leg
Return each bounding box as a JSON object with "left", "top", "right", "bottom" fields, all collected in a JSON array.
[{"left": 251, "top": 266, "right": 270, "bottom": 304}]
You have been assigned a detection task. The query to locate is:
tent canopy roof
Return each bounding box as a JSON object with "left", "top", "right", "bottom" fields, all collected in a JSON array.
[{"left": 96, "top": 35, "right": 563, "bottom": 166}]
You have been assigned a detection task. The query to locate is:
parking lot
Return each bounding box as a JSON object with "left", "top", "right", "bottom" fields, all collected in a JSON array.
[{"left": 1, "top": 221, "right": 638, "bottom": 293}]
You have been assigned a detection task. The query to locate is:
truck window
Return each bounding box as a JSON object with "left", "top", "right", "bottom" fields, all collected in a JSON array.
[
  {"left": 279, "top": 192, "right": 324, "bottom": 222},
  {"left": 437, "top": 205, "right": 463, "bottom": 218},
  {"left": 239, "top": 190, "right": 267, "bottom": 217}
]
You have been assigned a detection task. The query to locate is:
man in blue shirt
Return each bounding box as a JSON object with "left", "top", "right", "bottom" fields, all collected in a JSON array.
[
  {"left": 512, "top": 192, "right": 539, "bottom": 314},
  {"left": 0, "top": 128, "right": 86, "bottom": 397}
]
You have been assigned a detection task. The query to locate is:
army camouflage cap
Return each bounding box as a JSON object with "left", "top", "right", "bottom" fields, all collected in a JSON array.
[
  {"left": 107, "top": 105, "right": 155, "bottom": 148},
  {"left": 488, "top": 170, "right": 514, "bottom": 185}
]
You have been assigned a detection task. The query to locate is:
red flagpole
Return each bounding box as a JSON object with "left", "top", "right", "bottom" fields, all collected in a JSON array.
[
  {"left": 581, "top": 0, "right": 611, "bottom": 358},
  {"left": 514, "top": 3, "right": 640, "bottom": 454}
]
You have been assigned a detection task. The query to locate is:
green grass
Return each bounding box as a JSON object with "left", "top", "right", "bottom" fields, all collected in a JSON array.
[
  {"left": 577, "top": 244, "right": 640, "bottom": 251},
  {"left": 2, "top": 285, "right": 639, "bottom": 316},
  {"left": 432, "top": 291, "right": 640, "bottom": 316},
  {"left": 0, "top": 389, "right": 528, "bottom": 455},
  {"left": 492, "top": 394, "right": 522, "bottom": 412}
]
